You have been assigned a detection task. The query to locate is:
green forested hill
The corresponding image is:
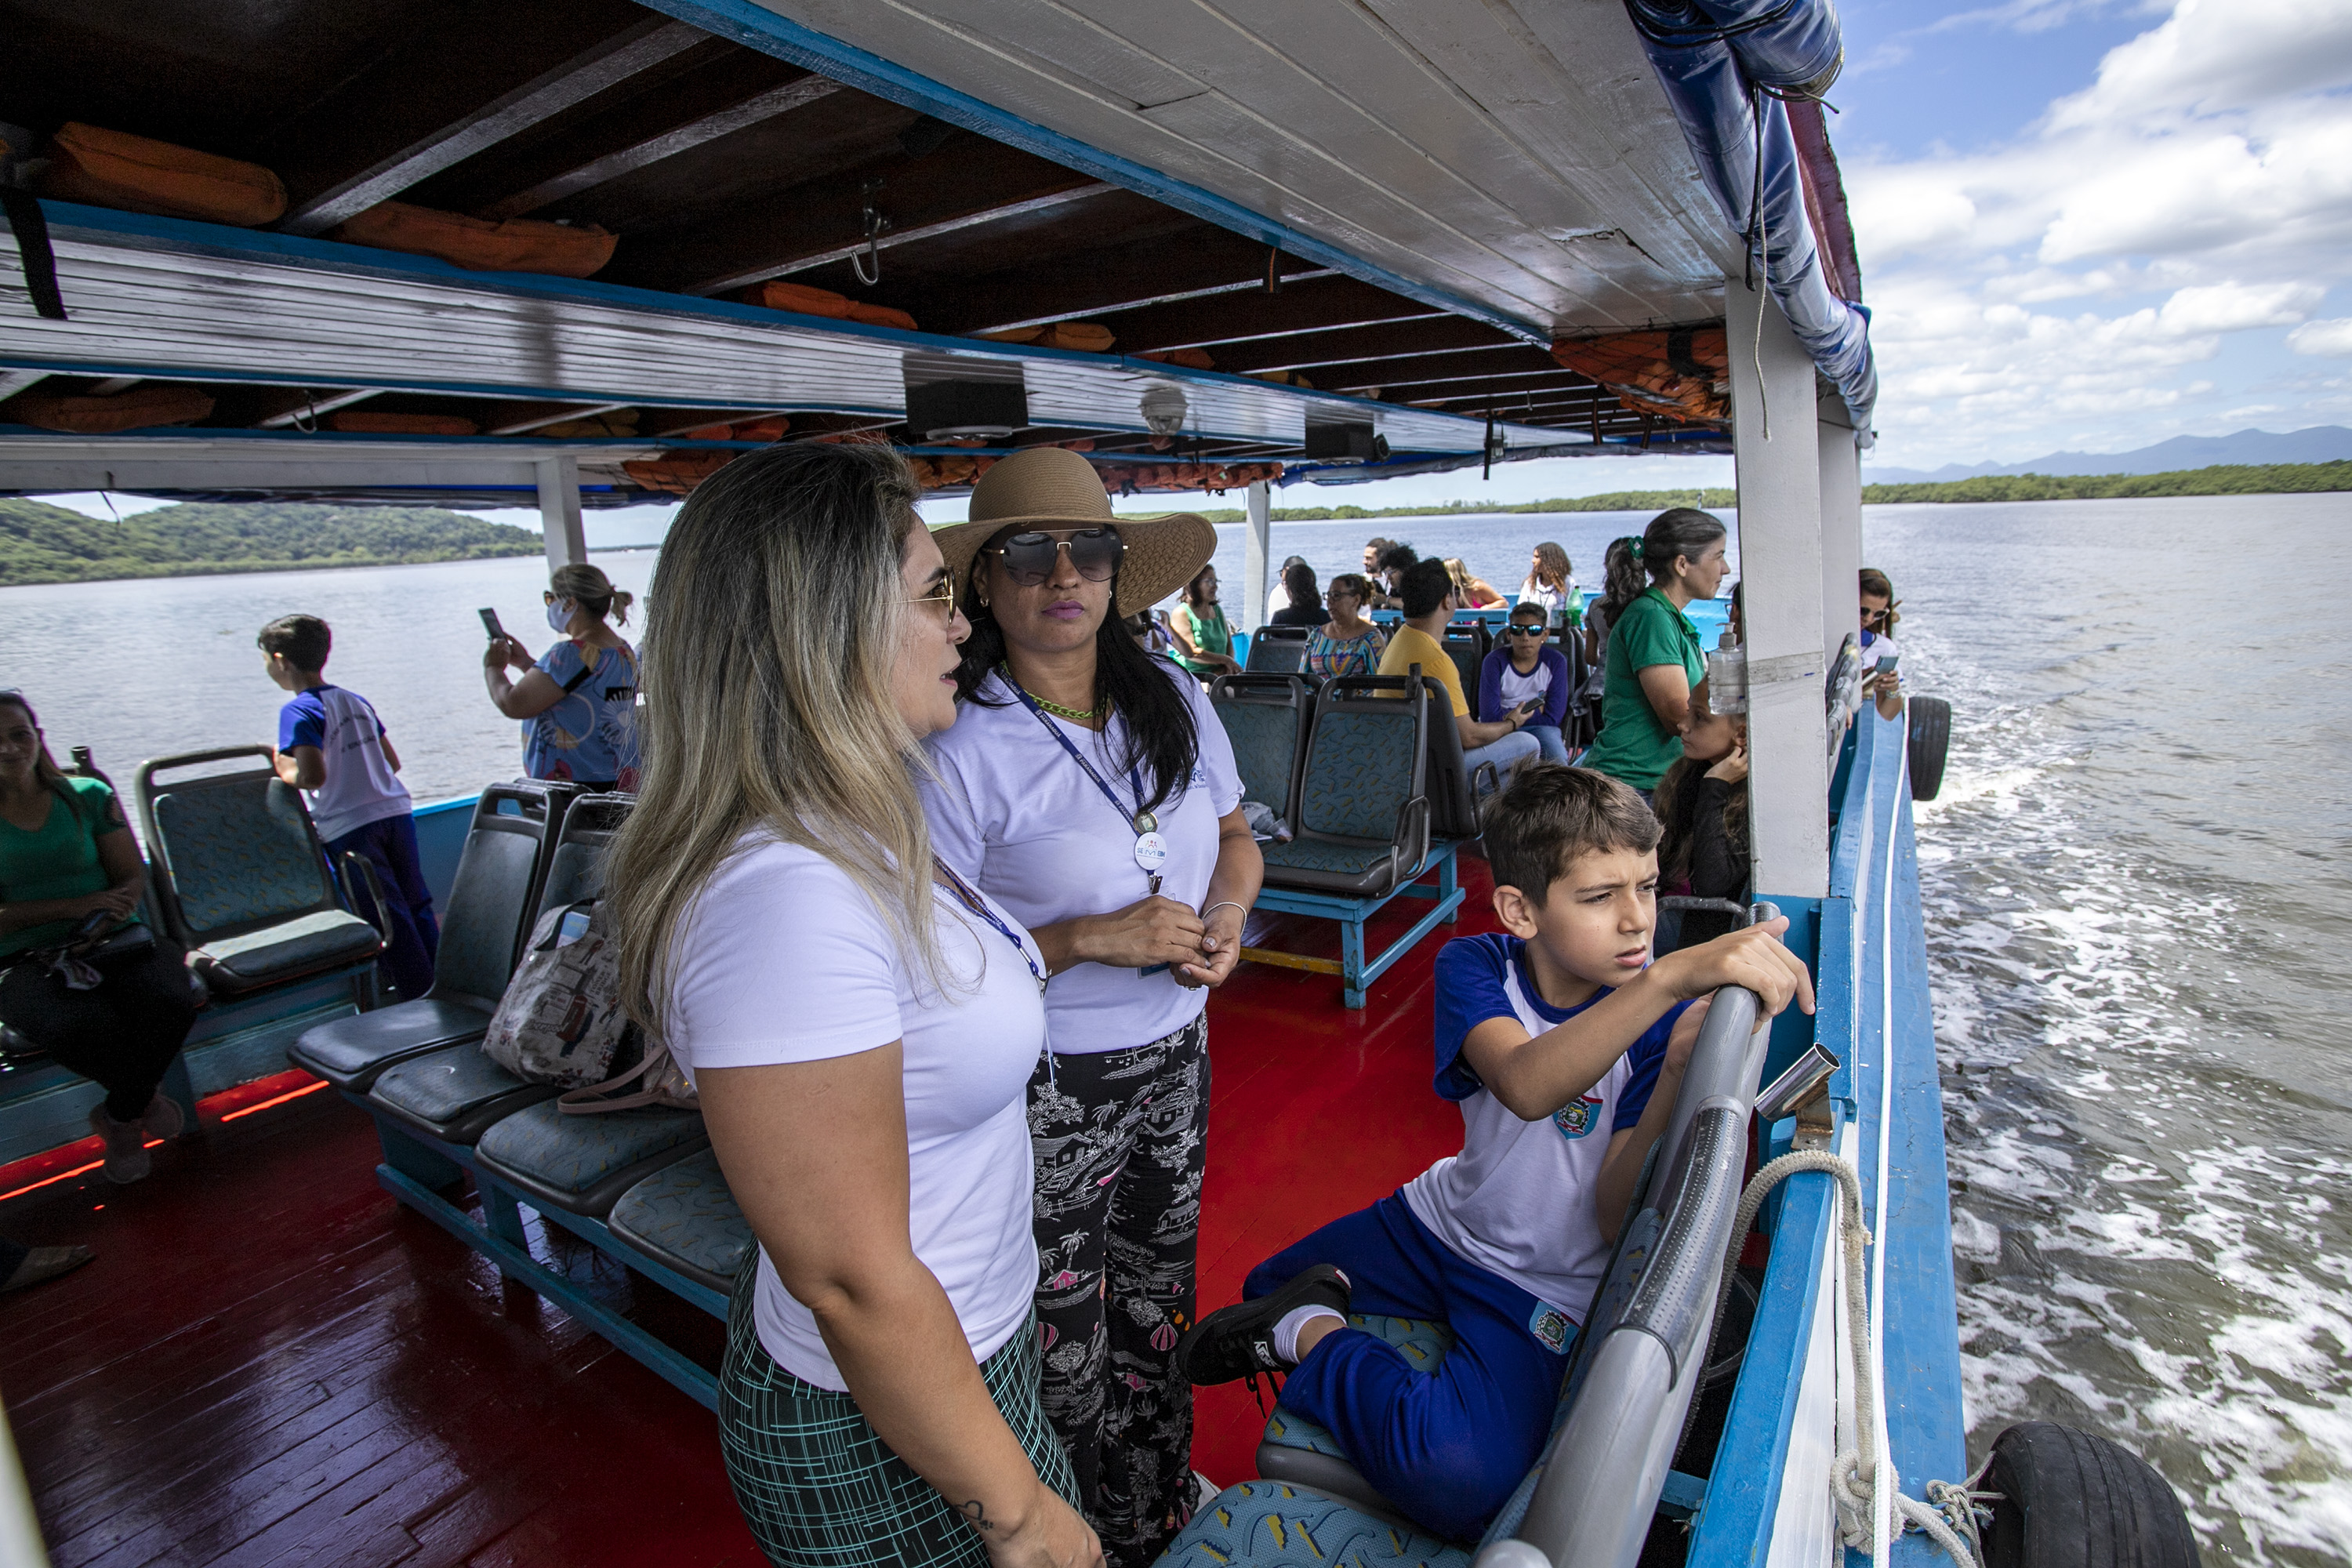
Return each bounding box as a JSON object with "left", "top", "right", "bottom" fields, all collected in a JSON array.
[{"left": 0, "top": 499, "right": 540, "bottom": 586}]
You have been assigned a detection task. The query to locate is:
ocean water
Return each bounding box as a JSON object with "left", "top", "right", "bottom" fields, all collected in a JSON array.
[{"left": 2, "top": 493, "right": 2346, "bottom": 1561}]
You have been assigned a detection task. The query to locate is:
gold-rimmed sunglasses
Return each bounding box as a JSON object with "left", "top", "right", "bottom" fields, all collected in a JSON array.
[{"left": 906, "top": 567, "right": 960, "bottom": 618}]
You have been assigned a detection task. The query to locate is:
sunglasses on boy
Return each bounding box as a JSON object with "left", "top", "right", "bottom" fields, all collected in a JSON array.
[
  {"left": 984, "top": 528, "right": 1124, "bottom": 586},
  {"left": 1502, "top": 623, "right": 1549, "bottom": 638}
]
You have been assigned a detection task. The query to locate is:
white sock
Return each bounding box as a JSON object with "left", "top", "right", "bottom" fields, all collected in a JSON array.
[{"left": 1272, "top": 1305, "right": 1345, "bottom": 1365}]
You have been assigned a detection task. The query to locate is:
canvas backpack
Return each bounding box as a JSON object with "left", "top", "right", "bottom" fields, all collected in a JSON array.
[{"left": 481, "top": 900, "right": 633, "bottom": 1088}]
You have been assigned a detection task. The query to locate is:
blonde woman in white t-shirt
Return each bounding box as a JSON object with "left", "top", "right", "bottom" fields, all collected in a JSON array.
[{"left": 604, "top": 444, "right": 1101, "bottom": 1568}]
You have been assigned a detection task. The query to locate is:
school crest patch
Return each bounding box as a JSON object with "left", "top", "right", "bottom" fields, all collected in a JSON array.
[
  {"left": 1552, "top": 1094, "right": 1603, "bottom": 1141},
  {"left": 1528, "top": 1302, "right": 1575, "bottom": 1355}
]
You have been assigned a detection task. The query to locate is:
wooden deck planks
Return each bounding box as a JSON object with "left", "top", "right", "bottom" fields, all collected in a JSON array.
[{"left": 2, "top": 855, "right": 1504, "bottom": 1563}]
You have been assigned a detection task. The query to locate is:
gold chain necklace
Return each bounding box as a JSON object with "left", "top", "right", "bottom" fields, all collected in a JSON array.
[{"left": 999, "top": 663, "right": 1101, "bottom": 724}]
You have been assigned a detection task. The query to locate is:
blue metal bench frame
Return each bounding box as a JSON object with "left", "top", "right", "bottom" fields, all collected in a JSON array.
[{"left": 1245, "top": 842, "right": 1465, "bottom": 1008}]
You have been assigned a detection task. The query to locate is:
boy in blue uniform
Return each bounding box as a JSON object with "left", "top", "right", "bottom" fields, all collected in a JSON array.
[
  {"left": 260, "top": 615, "right": 438, "bottom": 998},
  {"left": 1177, "top": 766, "right": 1810, "bottom": 1541}
]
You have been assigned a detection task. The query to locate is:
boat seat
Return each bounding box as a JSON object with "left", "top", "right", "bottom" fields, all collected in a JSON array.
[
  {"left": 193, "top": 908, "right": 384, "bottom": 995},
  {"left": 366, "top": 1043, "right": 555, "bottom": 1145},
  {"left": 1256, "top": 1315, "right": 1458, "bottom": 1523},
  {"left": 1417, "top": 676, "right": 1504, "bottom": 839},
  {"left": 1158, "top": 1480, "right": 1470, "bottom": 1568},
  {"left": 606, "top": 1147, "right": 753, "bottom": 1294},
  {"left": 473, "top": 1098, "right": 708, "bottom": 1218},
  {"left": 1258, "top": 678, "right": 1428, "bottom": 898},
  {"left": 1210, "top": 673, "right": 1313, "bottom": 828},
  {"left": 288, "top": 782, "right": 575, "bottom": 1092}
]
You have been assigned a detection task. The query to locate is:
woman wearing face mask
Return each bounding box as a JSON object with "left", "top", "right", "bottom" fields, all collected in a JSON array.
[
  {"left": 484, "top": 563, "right": 642, "bottom": 790},
  {"left": 923, "top": 448, "right": 1261, "bottom": 1568}
]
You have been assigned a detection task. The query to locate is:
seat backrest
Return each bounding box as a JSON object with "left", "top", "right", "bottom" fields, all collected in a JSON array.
[
  {"left": 1416, "top": 675, "right": 1487, "bottom": 839},
  {"left": 137, "top": 748, "right": 341, "bottom": 946},
  {"left": 1294, "top": 675, "right": 1427, "bottom": 844},
  {"left": 1441, "top": 621, "right": 1489, "bottom": 698},
  {"left": 1209, "top": 674, "right": 1313, "bottom": 825},
  {"left": 1244, "top": 624, "right": 1312, "bottom": 674},
  {"left": 533, "top": 792, "right": 636, "bottom": 920},
  {"left": 429, "top": 780, "right": 579, "bottom": 1004}
]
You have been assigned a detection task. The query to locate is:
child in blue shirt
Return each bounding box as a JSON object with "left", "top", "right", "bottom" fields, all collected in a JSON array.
[
  {"left": 1177, "top": 765, "right": 1811, "bottom": 1541},
  {"left": 260, "top": 615, "right": 438, "bottom": 998}
]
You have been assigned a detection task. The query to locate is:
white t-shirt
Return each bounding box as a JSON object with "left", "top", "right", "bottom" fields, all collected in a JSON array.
[
  {"left": 275, "top": 684, "right": 412, "bottom": 843},
  {"left": 1269, "top": 582, "right": 1292, "bottom": 620},
  {"left": 1403, "top": 934, "right": 1685, "bottom": 1327},
  {"left": 1519, "top": 577, "right": 1579, "bottom": 628},
  {"left": 924, "top": 666, "right": 1245, "bottom": 1054},
  {"left": 663, "top": 834, "right": 1047, "bottom": 1391},
  {"left": 1497, "top": 661, "right": 1554, "bottom": 712}
]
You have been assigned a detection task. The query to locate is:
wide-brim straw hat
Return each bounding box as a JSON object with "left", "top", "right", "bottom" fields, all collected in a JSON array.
[{"left": 928, "top": 447, "right": 1217, "bottom": 617}]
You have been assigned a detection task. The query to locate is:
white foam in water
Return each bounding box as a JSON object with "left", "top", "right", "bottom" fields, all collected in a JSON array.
[{"left": 1882, "top": 496, "right": 2352, "bottom": 1568}]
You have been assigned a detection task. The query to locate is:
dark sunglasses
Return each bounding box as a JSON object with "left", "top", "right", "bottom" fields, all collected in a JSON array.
[
  {"left": 984, "top": 528, "right": 1123, "bottom": 586},
  {"left": 1502, "top": 623, "right": 1548, "bottom": 638}
]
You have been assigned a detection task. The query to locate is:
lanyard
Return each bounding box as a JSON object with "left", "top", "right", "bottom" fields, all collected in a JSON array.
[
  {"left": 932, "top": 856, "right": 1047, "bottom": 995},
  {"left": 1001, "top": 675, "right": 1170, "bottom": 894}
]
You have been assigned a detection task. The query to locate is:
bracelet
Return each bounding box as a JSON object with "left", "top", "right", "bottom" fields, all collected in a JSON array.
[{"left": 1201, "top": 901, "right": 1247, "bottom": 924}]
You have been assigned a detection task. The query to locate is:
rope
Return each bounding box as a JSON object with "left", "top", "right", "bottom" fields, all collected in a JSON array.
[{"left": 1717, "top": 1152, "right": 1985, "bottom": 1568}]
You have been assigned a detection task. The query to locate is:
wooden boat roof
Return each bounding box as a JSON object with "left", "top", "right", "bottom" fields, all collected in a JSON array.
[{"left": 0, "top": 0, "right": 1831, "bottom": 493}]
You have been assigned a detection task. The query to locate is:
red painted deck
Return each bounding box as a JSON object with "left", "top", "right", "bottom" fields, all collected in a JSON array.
[{"left": 0, "top": 860, "right": 1498, "bottom": 1566}]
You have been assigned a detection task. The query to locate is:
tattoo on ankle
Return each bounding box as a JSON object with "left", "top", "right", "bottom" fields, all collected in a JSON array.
[{"left": 959, "top": 1500, "right": 997, "bottom": 1534}]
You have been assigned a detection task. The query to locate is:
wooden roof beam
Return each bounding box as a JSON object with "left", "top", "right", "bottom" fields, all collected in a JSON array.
[
  {"left": 607, "top": 136, "right": 1116, "bottom": 296},
  {"left": 274, "top": 8, "right": 707, "bottom": 235}
]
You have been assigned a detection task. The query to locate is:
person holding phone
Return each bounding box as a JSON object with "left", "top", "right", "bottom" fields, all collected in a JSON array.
[
  {"left": 0, "top": 691, "right": 198, "bottom": 1185},
  {"left": 1858, "top": 568, "right": 1904, "bottom": 721},
  {"left": 483, "top": 564, "right": 642, "bottom": 790},
  {"left": 1478, "top": 601, "right": 1574, "bottom": 764}
]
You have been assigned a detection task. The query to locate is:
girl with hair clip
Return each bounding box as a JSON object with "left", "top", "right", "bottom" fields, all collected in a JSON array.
[
  {"left": 603, "top": 444, "right": 1100, "bottom": 1568},
  {"left": 1579, "top": 509, "right": 1730, "bottom": 798},
  {"left": 484, "top": 561, "right": 642, "bottom": 789}
]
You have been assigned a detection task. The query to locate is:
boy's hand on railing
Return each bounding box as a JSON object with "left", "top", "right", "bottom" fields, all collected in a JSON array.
[{"left": 1650, "top": 916, "right": 1816, "bottom": 1022}]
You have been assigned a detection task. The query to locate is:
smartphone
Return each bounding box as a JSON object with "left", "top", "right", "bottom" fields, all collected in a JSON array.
[
  {"left": 1875, "top": 651, "right": 1900, "bottom": 674},
  {"left": 479, "top": 607, "right": 507, "bottom": 642},
  {"left": 1515, "top": 698, "right": 1542, "bottom": 717}
]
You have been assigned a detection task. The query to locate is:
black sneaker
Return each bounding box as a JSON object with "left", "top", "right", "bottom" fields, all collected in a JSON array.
[{"left": 1174, "top": 1264, "right": 1350, "bottom": 1385}]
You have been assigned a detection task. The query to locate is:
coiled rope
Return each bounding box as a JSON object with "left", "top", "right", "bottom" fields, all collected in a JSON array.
[{"left": 1717, "top": 1151, "right": 1992, "bottom": 1568}]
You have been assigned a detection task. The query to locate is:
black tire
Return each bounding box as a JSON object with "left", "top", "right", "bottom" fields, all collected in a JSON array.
[
  {"left": 1984, "top": 1422, "right": 2199, "bottom": 1568},
  {"left": 1907, "top": 695, "right": 1951, "bottom": 801}
]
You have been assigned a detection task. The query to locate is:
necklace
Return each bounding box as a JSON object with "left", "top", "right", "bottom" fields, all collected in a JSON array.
[{"left": 999, "top": 663, "right": 1101, "bottom": 724}]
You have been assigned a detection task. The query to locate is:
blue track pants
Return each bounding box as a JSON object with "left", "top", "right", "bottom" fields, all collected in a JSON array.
[
  {"left": 327, "top": 813, "right": 440, "bottom": 1000},
  {"left": 1243, "top": 1192, "right": 1575, "bottom": 1541}
]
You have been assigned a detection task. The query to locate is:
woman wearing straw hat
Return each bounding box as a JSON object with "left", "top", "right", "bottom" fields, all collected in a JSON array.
[
  {"left": 606, "top": 445, "right": 1099, "bottom": 1568},
  {"left": 924, "top": 448, "right": 1262, "bottom": 1568}
]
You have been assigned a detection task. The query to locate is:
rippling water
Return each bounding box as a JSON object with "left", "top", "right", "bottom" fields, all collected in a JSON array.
[{"left": 2, "top": 493, "right": 2344, "bottom": 1559}]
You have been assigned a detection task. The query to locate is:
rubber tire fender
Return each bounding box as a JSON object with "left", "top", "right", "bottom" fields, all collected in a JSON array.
[
  {"left": 1984, "top": 1422, "right": 2199, "bottom": 1568},
  {"left": 1907, "top": 695, "right": 1951, "bottom": 801}
]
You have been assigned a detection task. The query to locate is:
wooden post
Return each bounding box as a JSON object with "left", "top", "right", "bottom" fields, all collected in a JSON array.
[
  {"left": 1727, "top": 285, "right": 1829, "bottom": 900},
  {"left": 535, "top": 456, "right": 586, "bottom": 572},
  {"left": 1242, "top": 478, "right": 1271, "bottom": 634}
]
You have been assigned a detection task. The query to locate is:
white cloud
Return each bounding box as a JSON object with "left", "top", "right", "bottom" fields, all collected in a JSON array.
[
  {"left": 2288, "top": 318, "right": 2352, "bottom": 355},
  {"left": 1843, "top": 0, "right": 2352, "bottom": 466}
]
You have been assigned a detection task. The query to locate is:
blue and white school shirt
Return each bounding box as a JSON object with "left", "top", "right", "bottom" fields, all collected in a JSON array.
[
  {"left": 1402, "top": 931, "right": 1689, "bottom": 1325},
  {"left": 523, "top": 640, "right": 641, "bottom": 789},
  {"left": 277, "top": 684, "right": 413, "bottom": 843}
]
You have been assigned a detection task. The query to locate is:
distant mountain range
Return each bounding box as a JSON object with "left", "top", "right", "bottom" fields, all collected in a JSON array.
[{"left": 1861, "top": 426, "right": 2352, "bottom": 485}]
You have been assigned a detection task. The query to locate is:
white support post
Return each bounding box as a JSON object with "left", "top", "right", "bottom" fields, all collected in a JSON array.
[
  {"left": 1242, "top": 479, "right": 1272, "bottom": 635},
  {"left": 535, "top": 456, "right": 587, "bottom": 572},
  {"left": 1817, "top": 390, "right": 1863, "bottom": 662},
  {"left": 1727, "top": 284, "right": 1830, "bottom": 900}
]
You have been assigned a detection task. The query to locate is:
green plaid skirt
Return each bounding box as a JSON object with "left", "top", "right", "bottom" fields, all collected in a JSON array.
[{"left": 719, "top": 1260, "right": 1081, "bottom": 1568}]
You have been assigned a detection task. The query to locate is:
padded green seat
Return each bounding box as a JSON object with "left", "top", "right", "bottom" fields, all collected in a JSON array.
[
  {"left": 292, "top": 996, "right": 498, "bottom": 1091},
  {"left": 367, "top": 1044, "right": 554, "bottom": 1145},
  {"left": 1258, "top": 838, "right": 1410, "bottom": 895},
  {"left": 474, "top": 1098, "right": 707, "bottom": 1218},
  {"left": 607, "top": 1148, "right": 753, "bottom": 1294},
  {"left": 1158, "top": 1481, "right": 1469, "bottom": 1568},
  {"left": 1258, "top": 691, "right": 1429, "bottom": 899}
]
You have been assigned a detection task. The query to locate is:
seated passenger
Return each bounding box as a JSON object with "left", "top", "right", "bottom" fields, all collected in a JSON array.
[
  {"left": 1377, "top": 557, "right": 1539, "bottom": 793},
  {"left": 1304, "top": 573, "right": 1385, "bottom": 679},
  {"left": 1269, "top": 561, "right": 1326, "bottom": 628},
  {"left": 1858, "top": 567, "right": 1904, "bottom": 720},
  {"left": 1479, "top": 601, "right": 1573, "bottom": 764},
  {"left": 1268, "top": 554, "right": 1309, "bottom": 622},
  {"left": 0, "top": 691, "right": 199, "bottom": 1185},
  {"left": 1445, "top": 557, "right": 1507, "bottom": 609},
  {"left": 260, "top": 614, "right": 438, "bottom": 999},
  {"left": 1652, "top": 702, "right": 1748, "bottom": 953},
  {"left": 1175, "top": 766, "right": 1812, "bottom": 1543},
  {"left": 1371, "top": 541, "right": 1419, "bottom": 609},
  {"left": 1168, "top": 565, "right": 1242, "bottom": 681}
]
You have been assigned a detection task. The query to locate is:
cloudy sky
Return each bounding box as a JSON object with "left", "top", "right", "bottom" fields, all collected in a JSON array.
[{"left": 42, "top": 0, "right": 2349, "bottom": 534}]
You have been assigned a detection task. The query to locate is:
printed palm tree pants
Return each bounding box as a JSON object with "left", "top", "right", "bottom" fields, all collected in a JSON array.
[{"left": 1027, "top": 1011, "right": 1210, "bottom": 1568}]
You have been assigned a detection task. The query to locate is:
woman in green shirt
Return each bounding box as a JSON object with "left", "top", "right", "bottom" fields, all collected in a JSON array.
[
  {"left": 0, "top": 691, "right": 198, "bottom": 1184},
  {"left": 1168, "top": 565, "right": 1240, "bottom": 681},
  {"left": 1580, "top": 510, "right": 1730, "bottom": 797}
]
